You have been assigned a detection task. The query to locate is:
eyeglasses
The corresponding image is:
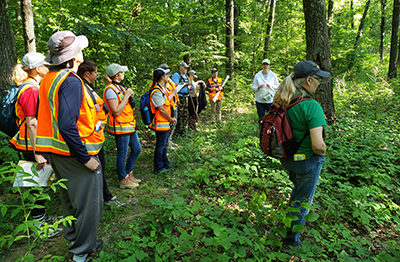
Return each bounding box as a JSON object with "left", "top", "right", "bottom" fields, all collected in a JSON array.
[{"left": 311, "top": 76, "right": 323, "bottom": 83}]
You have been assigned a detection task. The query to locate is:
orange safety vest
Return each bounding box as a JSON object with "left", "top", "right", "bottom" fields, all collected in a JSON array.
[
  {"left": 10, "top": 78, "right": 39, "bottom": 151},
  {"left": 166, "top": 79, "right": 179, "bottom": 109},
  {"left": 149, "top": 85, "right": 172, "bottom": 131},
  {"left": 103, "top": 83, "right": 136, "bottom": 135},
  {"left": 36, "top": 70, "right": 103, "bottom": 156},
  {"left": 207, "top": 77, "right": 224, "bottom": 101},
  {"left": 84, "top": 82, "right": 106, "bottom": 143}
]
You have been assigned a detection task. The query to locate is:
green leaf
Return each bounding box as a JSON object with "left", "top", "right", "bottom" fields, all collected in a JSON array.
[
  {"left": 304, "top": 212, "right": 319, "bottom": 222},
  {"left": 360, "top": 211, "right": 370, "bottom": 225},
  {"left": 352, "top": 209, "right": 360, "bottom": 218},
  {"left": 1, "top": 206, "right": 7, "bottom": 216},
  {"left": 292, "top": 224, "right": 306, "bottom": 232},
  {"left": 283, "top": 217, "right": 292, "bottom": 228}
]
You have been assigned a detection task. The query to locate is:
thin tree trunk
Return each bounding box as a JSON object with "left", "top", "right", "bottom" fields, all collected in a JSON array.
[
  {"left": 350, "top": 0, "right": 354, "bottom": 28},
  {"left": 327, "top": 0, "right": 334, "bottom": 40},
  {"left": 225, "top": 0, "right": 234, "bottom": 78},
  {"left": 181, "top": 18, "right": 192, "bottom": 65},
  {"left": 348, "top": 0, "right": 371, "bottom": 70},
  {"left": 388, "top": 0, "right": 400, "bottom": 79},
  {"left": 303, "top": 0, "right": 336, "bottom": 124},
  {"left": 21, "top": 0, "right": 36, "bottom": 53},
  {"left": 0, "top": 0, "right": 17, "bottom": 90},
  {"left": 380, "top": 0, "right": 386, "bottom": 61},
  {"left": 263, "top": 0, "right": 276, "bottom": 59}
]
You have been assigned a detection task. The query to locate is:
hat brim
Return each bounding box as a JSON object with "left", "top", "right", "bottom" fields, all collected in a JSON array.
[
  {"left": 119, "top": 65, "right": 129, "bottom": 72},
  {"left": 315, "top": 69, "right": 330, "bottom": 79},
  {"left": 46, "top": 35, "right": 88, "bottom": 65}
]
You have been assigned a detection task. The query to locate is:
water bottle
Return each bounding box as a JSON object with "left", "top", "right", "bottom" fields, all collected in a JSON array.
[{"left": 143, "top": 106, "right": 151, "bottom": 124}]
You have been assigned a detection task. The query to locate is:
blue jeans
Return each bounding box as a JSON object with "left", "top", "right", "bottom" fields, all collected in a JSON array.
[
  {"left": 256, "top": 101, "right": 272, "bottom": 121},
  {"left": 280, "top": 154, "right": 325, "bottom": 246},
  {"left": 115, "top": 132, "right": 142, "bottom": 180},
  {"left": 154, "top": 130, "right": 171, "bottom": 172}
]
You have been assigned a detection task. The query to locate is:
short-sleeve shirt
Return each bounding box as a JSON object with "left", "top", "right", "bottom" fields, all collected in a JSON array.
[
  {"left": 151, "top": 88, "right": 165, "bottom": 108},
  {"left": 288, "top": 95, "right": 326, "bottom": 158},
  {"left": 105, "top": 88, "right": 119, "bottom": 100},
  {"left": 19, "top": 86, "right": 39, "bottom": 117}
]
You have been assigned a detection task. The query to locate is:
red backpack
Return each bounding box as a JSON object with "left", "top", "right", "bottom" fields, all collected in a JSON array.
[{"left": 259, "top": 95, "right": 313, "bottom": 159}]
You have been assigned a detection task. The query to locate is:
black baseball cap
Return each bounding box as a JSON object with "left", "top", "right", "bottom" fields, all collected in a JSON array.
[{"left": 292, "top": 61, "right": 330, "bottom": 79}]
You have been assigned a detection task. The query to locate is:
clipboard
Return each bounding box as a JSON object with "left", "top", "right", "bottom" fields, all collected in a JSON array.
[{"left": 13, "top": 160, "right": 55, "bottom": 187}]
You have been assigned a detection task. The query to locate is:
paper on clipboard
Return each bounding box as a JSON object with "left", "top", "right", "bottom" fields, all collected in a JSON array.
[
  {"left": 13, "top": 160, "right": 54, "bottom": 187},
  {"left": 175, "top": 83, "right": 185, "bottom": 93},
  {"left": 213, "top": 76, "right": 230, "bottom": 102}
]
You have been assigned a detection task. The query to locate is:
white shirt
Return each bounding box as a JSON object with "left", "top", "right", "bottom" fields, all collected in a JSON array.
[{"left": 251, "top": 70, "right": 279, "bottom": 103}]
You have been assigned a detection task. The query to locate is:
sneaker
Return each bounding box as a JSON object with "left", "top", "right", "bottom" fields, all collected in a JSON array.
[
  {"left": 95, "top": 239, "right": 104, "bottom": 252},
  {"left": 66, "top": 252, "right": 100, "bottom": 262},
  {"left": 105, "top": 196, "right": 127, "bottom": 208},
  {"left": 165, "top": 163, "right": 175, "bottom": 169},
  {"left": 127, "top": 172, "right": 141, "bottom": 183},
  {"left": 155, "top": 168, "right": 169, "bottom": 174},
  {"left": 39, "top": 227, "right": 64, "bottom": 238},
  {"left": 34, "top": 213, "right": 64, "bottom": 238},
  {"left": 84, "top": 253, "right": 100, "bottom": 262},
  {"left": 168, "top": 144, "right": 176, "bottom": 150},
  {"left": 119, "top": 176, "right": 139, "bottom": 189}
]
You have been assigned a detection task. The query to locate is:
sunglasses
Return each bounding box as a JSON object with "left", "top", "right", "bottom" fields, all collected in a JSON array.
[{"left": 311, "top": 76, "right": 323, "bottom": 83}]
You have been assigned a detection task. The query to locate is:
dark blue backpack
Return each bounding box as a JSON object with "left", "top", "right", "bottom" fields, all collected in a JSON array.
[
  {"left": 0, "top": 85, "right": 23, "bottom": 137},
  {"left": 139, "top": 87, "right": 160, "bottom": 125}
]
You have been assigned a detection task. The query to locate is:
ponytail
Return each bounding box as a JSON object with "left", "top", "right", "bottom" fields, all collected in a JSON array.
[
  {"left": 273, "top": 74, "right": 307, "bottom": 107},
  {"left": 12, "top": 64, "right": 29, "bottom": 86}
]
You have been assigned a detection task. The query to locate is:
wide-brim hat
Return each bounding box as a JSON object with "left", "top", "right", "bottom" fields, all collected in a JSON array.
[
  {"left": 106, "top": 64, "right": 129, "bottom": 77},
  {"left": 45, "top": 30, "right": 88, "bottom": 65},
  {"left": 22, "top": 52, "right": 50, "bottom": 69}
]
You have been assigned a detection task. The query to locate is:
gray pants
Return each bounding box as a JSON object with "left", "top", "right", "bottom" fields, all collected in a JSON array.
[{"left": 50, "top": 155, "right": 103, "bottom": 255}]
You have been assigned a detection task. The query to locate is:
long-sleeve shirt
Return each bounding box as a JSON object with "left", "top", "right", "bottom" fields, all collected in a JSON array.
[{"left": 251, "top": 70, "right": 279, "bottom": 103}]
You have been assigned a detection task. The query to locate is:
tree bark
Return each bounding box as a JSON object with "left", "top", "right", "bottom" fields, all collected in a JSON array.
[
  {"left": 388, "top": 0, "right": 400, "bottom": 79},
  {"left": 348, "top": 0, "right": 371, "bottom": 70},
  {"left": 0, "top": 0, "right": 17, "bottom": 90},
  {"left": 380, "top": 0, "right": 386, "bottom": 61},
  {"left": 181, "top": 18, "right": 192, "bottom": 65},
  {"left": 21, "top": 0, "right": 36, "bottom": 53},
  {"left": 225, "top": 0, "right": 234, "bottom": 77},
  {"left": 263, "top": 0, "right": 276, "bottom": 59},
  {"left": 350, "top": 0, "right": 354, "bottom": 28},
  {"left": 303, "top": 0, "right": 336, "bottom": 124},
  {"left": 327, "top": 0, "right": 334, "bottom": 40}
]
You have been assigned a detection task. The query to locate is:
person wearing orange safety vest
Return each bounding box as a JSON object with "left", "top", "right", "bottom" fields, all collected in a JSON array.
[
  {"left": 77, "top": 60, "right": 126, "bottom": 208},
  {"left": 103, "top": 64, "right": 142, "bottom": 190},
  {"left": 35, "top": 31, "right": 103, "bottom": 261},
  {"left": 206, "top": 68, "right": 224, "bottom": 122},
  {"left": 149, "top": 68, "right": 177, "bottom": 174},
  {"left": 9, "top": 52, "right": 64, "bottom": 238},
  {"left": 159, "top": 63, "right": 179, "bottom": 150}
]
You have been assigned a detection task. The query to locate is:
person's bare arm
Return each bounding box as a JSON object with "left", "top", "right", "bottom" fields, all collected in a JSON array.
[
  {"left": 26, "top": 116, "right": 47, "bottom": 169},
  {"left": 310, "top": 126, "right": 326, "bottom": 156},
  {"left": 107, "top": 88, "right": 134, "bottom": 116}
]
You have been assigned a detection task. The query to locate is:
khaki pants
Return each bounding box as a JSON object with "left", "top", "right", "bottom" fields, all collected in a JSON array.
[{"left": 210, "top": 100, "right": 222, "bottom": 122}]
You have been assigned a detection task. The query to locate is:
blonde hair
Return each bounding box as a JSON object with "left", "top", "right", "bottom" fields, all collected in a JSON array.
[
  {"left": 12, "top": 64, "right": 31, "bottom": 86},
  {"left": 273, "top": 75, "right": 307, "bottom": 107},
  {"left": 103, "top": 74, "right": 113, "bottom": 85}
]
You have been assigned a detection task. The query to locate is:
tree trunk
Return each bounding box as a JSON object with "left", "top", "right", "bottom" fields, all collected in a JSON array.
[
  {"left": 234, "top": 4, "right": 240, "bottom": 52},
  {"left": 181, "top": 18, "right": 192, "bottom": 65},
  {"left": 380, "top": 0, "right": 386, "bottom": 61},
  {"left": 327, "top": 0, "right": 334, "bottom": 40},
  {"left": 263, "top": 0, "right": 276, "bottom": 59},
  {"left": 348, "top": 0, "right": 371, "bottom": 70},
  {"left": 350, "top": 0, "right": 354, "bottom": 28},
  {"left": 0, "top": 0, "right": 17, "bottom": 90},
  {"left": 225, "top": 0, "right": 234, "bottom": 78},
  {"left": 388, "top": 0, "right": 400, "bottom": 79},
  {"left": 21, "top": 0, "right": 36, "bottom": 53},
  {"left": 303, "top": 0, "right": 336, "bottom": 125}
]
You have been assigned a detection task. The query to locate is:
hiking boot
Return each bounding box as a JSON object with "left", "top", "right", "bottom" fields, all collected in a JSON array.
[
  {"left": 127, "top": 172, "right": 141, "bottom": 183},
  {"left": 119, "top": 176, "right": 139, "bottom": 189},
  {"left": 105, "top": 196, "right": 127, "bottom": 208},
  {"left": 95, "top": 239, "right": 104, "bottom": 252}
]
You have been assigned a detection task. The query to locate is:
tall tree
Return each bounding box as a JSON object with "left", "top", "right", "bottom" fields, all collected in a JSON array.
[
  {"left": 350, "top": 0, "right": 354, "bottom": 28},
  {"left": 388, "top": 0, "right": 400, "bottom": 79},
  {"left": 348, "top": 0, "right": 371, "bottom": 70},
  {"left": 21, "top": 0, "right": 35, "bottom": 53},
  {"left": 380, "top": 0, "right": 386, "bottom": 61},
  {"left": 327, "top": 0, "right": 334, "bottom": 40},
  {"left": 263, "top": 0, "right": 276, "bottom": 59},
  {"left": 225, "top": 0, "right": 234, "bottom": 77},
  {"left": 303, "top": 0, "right": 336, "bottom": 124},
  {"left": 0, "top": 0, "right": 17, "bottom": 89}
]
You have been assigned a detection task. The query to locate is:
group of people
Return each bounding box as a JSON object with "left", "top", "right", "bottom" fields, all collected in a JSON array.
[
  {"left": 8, "top": 27, "right": 329, "bottom": 259},
  {"left": 8, "top": 30, "right": 231, "bottom": 261}
]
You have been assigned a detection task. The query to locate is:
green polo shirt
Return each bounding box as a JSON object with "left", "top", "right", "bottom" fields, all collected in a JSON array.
[{"left": 287, "top": 94, "right": 326, "bottom": 158}]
